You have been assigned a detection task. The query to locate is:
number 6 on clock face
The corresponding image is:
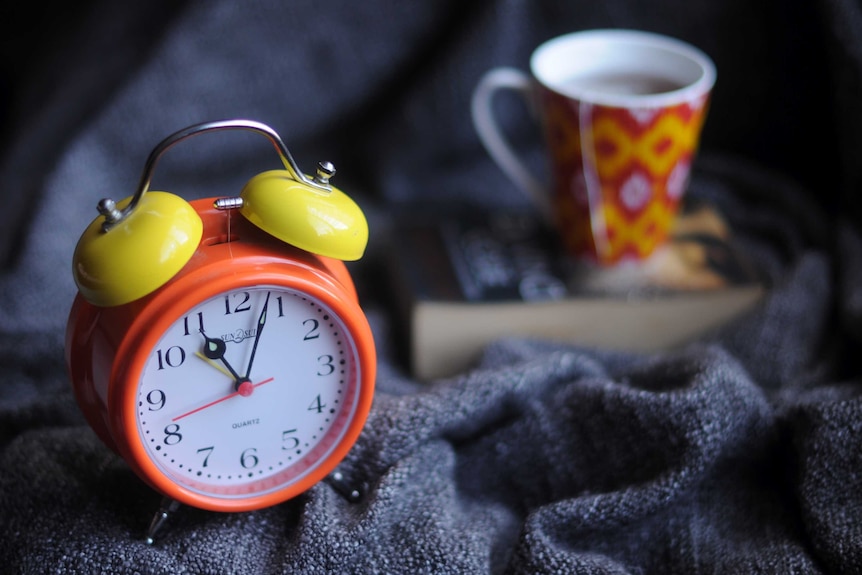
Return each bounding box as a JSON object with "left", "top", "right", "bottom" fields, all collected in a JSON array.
[{"left": 135, "top": 286, "right": 362, "bottom": 501}]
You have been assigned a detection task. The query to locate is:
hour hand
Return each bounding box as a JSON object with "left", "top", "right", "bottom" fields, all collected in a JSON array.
[
  {"left": 203, "top": 334, "right": 227, "bottom": 361},
  {"left": 200, "top": 331, "right": 242, "bottom": 382}
]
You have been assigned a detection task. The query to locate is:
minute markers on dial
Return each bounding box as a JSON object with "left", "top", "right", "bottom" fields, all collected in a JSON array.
[{"left": 137, "top": 286, "right": 358, "bottom": 498}]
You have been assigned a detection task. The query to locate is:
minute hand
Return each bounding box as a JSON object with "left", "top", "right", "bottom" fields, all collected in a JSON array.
[{"left": 244, "top": 291, "right": 270, "bottom": 379}]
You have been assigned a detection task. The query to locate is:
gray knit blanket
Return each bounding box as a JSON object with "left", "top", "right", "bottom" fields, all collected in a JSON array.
[{"left": 2, "top": 2, "right": 861, "bottom": 573}]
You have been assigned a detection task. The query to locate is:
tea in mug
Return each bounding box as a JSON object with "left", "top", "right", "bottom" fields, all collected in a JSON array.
[{"left": 562, "top": 71, "right": 686, "bottom": 96}]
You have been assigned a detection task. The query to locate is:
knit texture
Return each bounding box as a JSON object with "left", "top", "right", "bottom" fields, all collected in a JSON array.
[{"left": 1, "top": 1, "right": 861, "bottom": 573}]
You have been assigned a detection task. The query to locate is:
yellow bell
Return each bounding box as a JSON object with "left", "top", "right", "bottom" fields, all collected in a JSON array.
[
  {"left": 239, "top": 169, "right": 369, "bottom": 261},
  {"left": 72, "top": 192, "right": 203, "bottom": 307}
]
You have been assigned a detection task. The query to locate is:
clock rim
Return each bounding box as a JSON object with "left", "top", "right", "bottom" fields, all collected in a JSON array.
[{"left": 108, "top": 262, "right": 376, "bottom": 512}]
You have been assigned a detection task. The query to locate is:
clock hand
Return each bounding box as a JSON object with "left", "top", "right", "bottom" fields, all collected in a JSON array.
[
  {"left": 200, "top": 331, "right": 243, "bottom": 383},
  {"left": 195, "top": 351, "right": 234, "bottom": 380},
  {"left": 243, "top": 291, "right": 270, "bottom": 380},
  {"left": 172, "top": 377, "right": 275, "bottom": 422}
]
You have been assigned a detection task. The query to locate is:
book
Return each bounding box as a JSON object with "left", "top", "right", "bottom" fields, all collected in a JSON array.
[{"left": 386, "top": 201, "right": 766, "bottom": 380}]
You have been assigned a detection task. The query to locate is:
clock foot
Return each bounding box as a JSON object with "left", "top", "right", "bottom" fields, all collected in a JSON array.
[
  {"left": 144, "top": 497, "right": 181, "bottom": 545},
  {"left": 326, "top": 470, "right": 365, "bottom": 503}
]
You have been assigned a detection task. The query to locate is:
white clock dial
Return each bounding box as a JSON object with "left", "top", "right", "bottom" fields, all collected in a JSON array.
[{"left": 135, "top": 286, "right": 361, "bottom": 499}]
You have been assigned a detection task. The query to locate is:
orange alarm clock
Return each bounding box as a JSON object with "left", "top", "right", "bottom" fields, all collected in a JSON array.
[{"left": 64, "top": 120, "right": 376, "bottom": 543}]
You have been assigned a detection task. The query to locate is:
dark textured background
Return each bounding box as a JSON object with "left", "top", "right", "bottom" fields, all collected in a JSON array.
[{"left": 1, "top": 1, "right": 861, "bottom": 573}]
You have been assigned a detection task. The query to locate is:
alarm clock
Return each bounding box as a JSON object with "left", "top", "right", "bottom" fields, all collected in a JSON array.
[{"left": 64, "top": 120, "right": 376, "bottom": 541}]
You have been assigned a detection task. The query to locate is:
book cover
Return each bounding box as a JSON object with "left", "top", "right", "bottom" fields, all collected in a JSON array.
[{"left": 387, "top": 201, "right": 766, "bottom": 380}]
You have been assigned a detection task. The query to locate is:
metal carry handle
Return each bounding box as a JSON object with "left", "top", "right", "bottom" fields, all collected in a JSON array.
[{"left": 97, "top": 119, "right": 334, "bottom": 231}]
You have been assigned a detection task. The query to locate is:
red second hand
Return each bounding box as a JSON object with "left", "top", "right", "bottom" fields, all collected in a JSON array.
[{"left": 172, "top": 377, "right": 274, "bottom": 422}]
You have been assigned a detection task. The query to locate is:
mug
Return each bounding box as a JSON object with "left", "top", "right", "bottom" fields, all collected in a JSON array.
[{"left": 472, "top": 29, "right": 716, "bottom": 264}]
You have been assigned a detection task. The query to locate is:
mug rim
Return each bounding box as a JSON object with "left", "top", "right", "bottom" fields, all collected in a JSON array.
[{"left": 530, "top": 29, "right": 716, "bottom": 108}]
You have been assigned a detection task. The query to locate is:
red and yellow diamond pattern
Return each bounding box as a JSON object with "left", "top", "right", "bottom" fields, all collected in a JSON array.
[{"left": 540, "top": 88, "right": 709, "bottom": 264}]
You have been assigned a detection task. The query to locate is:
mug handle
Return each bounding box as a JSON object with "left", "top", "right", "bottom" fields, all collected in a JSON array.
[{"left": 471, "top": 67, "right": 553, "bottom": 223}]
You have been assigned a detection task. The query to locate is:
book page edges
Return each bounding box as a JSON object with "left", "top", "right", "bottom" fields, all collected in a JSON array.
[{"left": 411, "top": 285, "right": 764, "bottom": 380}]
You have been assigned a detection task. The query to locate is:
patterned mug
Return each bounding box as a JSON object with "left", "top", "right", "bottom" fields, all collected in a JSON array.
[{"left": 472, "top": 29, "right": 716, "bottom": 265}]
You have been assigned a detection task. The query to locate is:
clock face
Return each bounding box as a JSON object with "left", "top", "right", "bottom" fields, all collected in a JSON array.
[{"left": 134, "top": 285, "right": 362, "bottom": 500}]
